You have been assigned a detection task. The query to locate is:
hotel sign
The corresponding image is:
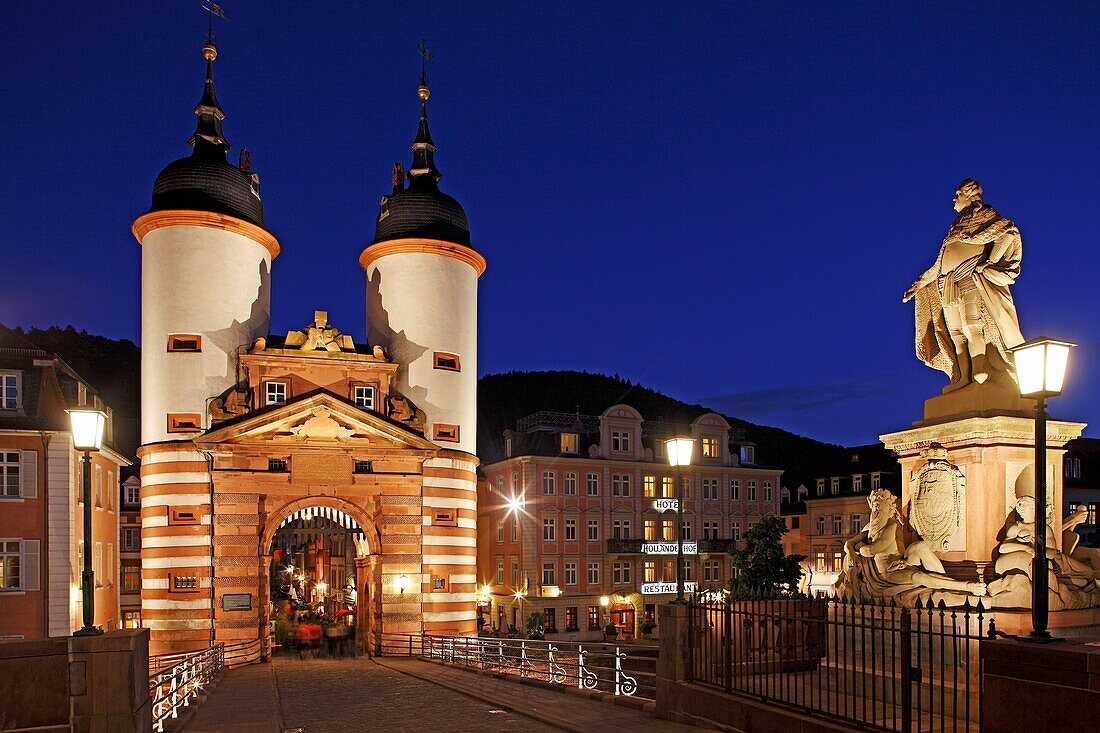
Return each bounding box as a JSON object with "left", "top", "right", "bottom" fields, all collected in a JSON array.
[
  {"left": 652, "top": 498, "right": 679, "bottom": 512},
  {"left": 641, "top": 541, "right": 697, "bottom": 555},
  {"left": 641, "top": 582, "right": 697, "bottom": 595}
]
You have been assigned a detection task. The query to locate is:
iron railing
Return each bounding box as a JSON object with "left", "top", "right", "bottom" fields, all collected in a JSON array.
[
  {"left": 149, "top": 644, "right": 224, "bottom": 732},
  {"left": 688, "top": 593, "right": 984, "bottom": 733},
  {"left": 378, "top": 632, "right": 656, "bottom": 700}
]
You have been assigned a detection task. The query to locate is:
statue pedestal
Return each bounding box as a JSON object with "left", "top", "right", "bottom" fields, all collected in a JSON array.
[
  {"left": 881, "top": 414, "right": 1085, "bottom": 574},
  {"left": 921, "top": 380, "right": 1034, "bottom": 424}
]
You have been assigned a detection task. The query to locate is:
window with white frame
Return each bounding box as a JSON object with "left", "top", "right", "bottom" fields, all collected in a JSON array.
[
  {"left": 832, "top": 515, "right": 843, "bottom": 534},
  {"left": 542, "top": 517, "right": 556, "bottom": 541},
  {"left": 565, "top": 518, "right": 577, "bottom": 541},
  {"left": 611, "top": 430, "right": 631, "bottom": 453},
  {"left": 352, "top": 385, "right": 375, "bottom": 410},
  {"left": 830, "top": 478, "right": 840, "bottom": 494},
  {"left": 681, "top": 520, "right": 692, "bottom": 540},
  {"left": 662, "top": 476, "right": 674, "bottom": 498},
  {"left": 850, "top": 514, "right": 863, "bottom": 534},
  {"left": 106, "top": 544, "right": 113, "bottom": 586},
  {"left": 703, "top": 520, "right": 719, "bottom": 539},
  {"left": 586, "top": 473, "right": 599, "bottom": 496},
  {"left": 1065, "top": 458, "right": 1082, "bottom": 479},
  {"left": 564, "top": 472, "right": 577, "bottom": 495},
  {"left": 741, "top": 446, "right": 755, "bottom": 464},
  {"left": 511, "top": 519, "right": 518, "bottom": 542},
  {"left": 565, "top": 562, "right": 577, "bottom": 585},
  {"left": 704, "top": 559, "right": 720, "bottom": 583},
  {"left": 662, "top": 519, "right": 675, "bottom": 540},
  {"left": 0, "top": 373, "right": 19, "bottom": 410},
  {"left": 94, "top": 542, "right": 103, "bottom": 587},
  {"left": 747, "top": 480, "right": 757, "bottom": 501},
  {"left": 265, "top": 381, "right": 287, "bottom": 406},
  {"left": 683, "top": 562, "right": 693, "bottom": 582},
  {"left": 511, "top": 559, "right": 519, "bottom": 585},
  {"left": 816, "top": 516, "right": 826, "bottom": 535},
  {"left": 511, "top": 472, "right": 518, "bottom": 491},
  {"left": 612, "top": 519, "right": 632, "bottom": 539},
  {"left": 125, "top": 484, "right": 139, "bottom": 505},
  {"left": 496, "top": 522, "right": 504, "bottom": 543},
  {"left": 707, "top": 478, "right": 720, "bottom": 499},
  {"left": 587, "top": 562, "right": 599, "bottom": 584},
  {"left": 732, "top": 521, "right": 741, "bottom": 541},
  {"left": 871, "top": 473, "right": 881, "bottom": 490},
  {"left": 853, "top": 475, "right": 863, "bottom": 492},
  {"left": 816, "top": 479, "right": 825, "bottom": 496},
  {"left": 702, "top": 437, "right": 720, "bottom": 459},
  {"left": 763, "top": 481, "right": 772, "bottom": 502},
  {"left": 542, "top": 563, "right": 555, "bottom": 586},
  {"left": 1, "top": 453, "right": 19, "bottom": 498},
  {"left": 123, "top": 527, "right": 140, "bottom": 551},
  {"left": 730, "top": 479, "right": 740, "bottom": 501},
  {"left": 681, "top": 477, "right": 692, "bottom": 499},
  {"left": 587, "top": 519, "right": 599, "bottom": 541},
  {"left": 643, "top": 475, "right": 656, "bottom": 497},
  {"left": 612, "top": 473, "right": 630, "bottom": 497},
  {"left": 643, "top": 561, "right": 656, "bottom": 582},
  {"left": 613, "top": 561, "right": 632, "bottom": 584},
  {"left": 94, "top": 465, "right": 103, "bottom": 507},
  {"left": 542, "top": 471, "right": 555, "bottom": 495},
  {"left": 496, "top": 560, "right": 504, "bottom": 584},
  {"left": 560, "top": 433, "right": 578, "bottom": 453}
]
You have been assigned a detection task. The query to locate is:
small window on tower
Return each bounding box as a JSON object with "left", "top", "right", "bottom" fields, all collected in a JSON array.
[
  {"left": 353, "top": 460, "right": 372, "bottom": 474},
  {"left": 433, "top": 424, "right": 460, "bottom": 443},
  {"left": 167, "top": 413, "right": 202, "bottom": 433},
  {"left": 431, "top": 576, "right": 448, "bottom": 592},
  {"left": 168, "top": 508, "right": 199, "bottom": 526},
  {"left": 433, "top": 510, "right": 457, "bottom": 527},
  {"left": 264, "top": 382, "right": 287, "bottom": 406},
  {"left": 167, "top": 334, "right": 202, "bottom": 352},
  {"left": 433, "top": 352, "right": 461, "bottom": 372},
  {"left": 169, "top": 572, "right": 199, "bottom": 593},
  {"left": 352, "top": 385, "right": 375, "bottom": 410},
  {"left": 268, "top": 458, "right": 288, "bottom": 473}
]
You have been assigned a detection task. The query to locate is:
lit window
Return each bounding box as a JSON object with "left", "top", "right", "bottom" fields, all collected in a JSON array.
[
  {"left": 94, "top": 542, "right": 103, "bottom": 587},
  {"left": 353, "top": 385, "right": 375, "bottom": 410},
  {"left": 643, "top": 475, "right": 656, "bottom": 497},
  {"left": 663, "top": 476, "right": 675, "bottom": 498},
  {"left": 815, "top": 552, "right": 826, "bottom": 571},
  {"left": 644, "top": 519, "right": 657, "bottom": 540},
  {"left": 0, "top": 373, "right": 20, "bottom": 410},
  {"left": 0, "top": 540, "right": 21, "bottom": 589},
  {"left": 702, "top": 437, "right": 719, "bottom": 458},
  {"left": 560, "top": 433, "right": 578, "bottom": 453},
  {"left": 644, "top": 561, "right": 656, "bottom": 582},
  {"left": 564, "top": 472, "right": 577, "bottom": 495},
  {"left": 265, "top": 381, "right": 287, "bottom": 406}
]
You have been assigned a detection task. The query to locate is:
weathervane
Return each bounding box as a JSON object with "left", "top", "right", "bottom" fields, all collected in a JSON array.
[
  {"left": 201, "top": 1, "right": 227, "bottom": 44},
  {"left": 417, "top": 38, "right": 435, "bottom": 86}
]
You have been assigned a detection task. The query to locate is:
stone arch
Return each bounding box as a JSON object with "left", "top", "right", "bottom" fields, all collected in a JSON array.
[{"left": 261, "top": 495, "right": 381, "bottom": 558}]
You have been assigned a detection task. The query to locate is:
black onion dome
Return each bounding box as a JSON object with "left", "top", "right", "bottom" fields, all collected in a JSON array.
[
  {"left": 371, "top": 187, "right": 470, "bottom": 246},
  {"left": 148, "top": 39, "right": 266, "bottom": 228},
  {"left": 369, "top": 72, "right": 472, "bottom": 247},
  {"left": 152, "top": 156, "right": 264, "bottom": 227}
]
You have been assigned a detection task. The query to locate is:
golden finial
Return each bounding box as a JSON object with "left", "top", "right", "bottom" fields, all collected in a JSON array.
[
  {"left": 418, "top": 83, "right": 430, "bottom": 101},
  {"left": 202, "top": 42, "right": 217, "bottom": 61}
]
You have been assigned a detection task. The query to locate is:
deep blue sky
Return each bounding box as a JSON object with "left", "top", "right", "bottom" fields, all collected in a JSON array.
[{"left": 2, "top": 2, "right": 1097, "bottom": 446}]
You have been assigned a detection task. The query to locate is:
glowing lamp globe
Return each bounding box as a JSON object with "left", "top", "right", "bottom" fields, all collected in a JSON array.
[
  {"left": 395, "top": 574, "right": 411, "bottom": 595},
  {"left": 665, "top": 437, "right": 694, "bottom": 467},
  {"left": 67, "top": 409, "right": 107, "bottom": 452},
  {"left": 1010, "top": 337, "right": 1074, "bottom": 398}
]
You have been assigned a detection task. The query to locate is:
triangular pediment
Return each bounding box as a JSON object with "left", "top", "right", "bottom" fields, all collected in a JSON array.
[{"left": 197, "top": 391, "right": 438, "bottom": 451}]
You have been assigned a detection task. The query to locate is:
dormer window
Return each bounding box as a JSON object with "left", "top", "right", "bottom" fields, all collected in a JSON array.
[
  {"left": 352, "top": 385, "right": 375, "bottom": 410},
  {"left": 560, "top": 433, "right": 578, "bottom": 454},
  {"left": 265, "top": 381, "right": 287, "bottom": 406},
  {"left": 830, "top": 478, "right": 840, "bottom": 494},
  {"left": 611, "top": 430, "right": 631, "bottom": 453},
  {"left": 740, "top": 445, "right": 755, "bottom": 465},
  {"left": 701, "top": 437, "right": 720, "bottom": 459},
  {"left": 505, "top": 436, "right": 513, "bottom": 457},
  {"left": 816, "top": 479, "right": 825, "bottom": 496},
  {"left": 853, "top": 475, "right": 863, "bottom": 492},
  {"left": 0, "top": 373, "right": 19, "bottom": 411},
  {"left": 871, "top": 473, "right": 881, "bottom": 490}
]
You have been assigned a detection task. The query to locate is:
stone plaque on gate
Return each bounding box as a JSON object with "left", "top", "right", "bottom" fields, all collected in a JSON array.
[
  {"left": 222, "top": 593, "right": 252, "bottom": 612},
  {"left": 292, "top": 453, "right": 352, "bottom": 483}
]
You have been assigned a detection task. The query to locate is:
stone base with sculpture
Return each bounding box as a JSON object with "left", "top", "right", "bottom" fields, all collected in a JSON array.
[{"left": 834, "top": 180, "right": 1099, "bottom": 627}]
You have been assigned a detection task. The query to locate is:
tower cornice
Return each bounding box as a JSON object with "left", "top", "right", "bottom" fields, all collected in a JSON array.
[
  {"left": 359, "top": 237, "right": 486, "bottom": 277},
  {"left": 132, "top": 209, "right": 280, "bottom": 260}
]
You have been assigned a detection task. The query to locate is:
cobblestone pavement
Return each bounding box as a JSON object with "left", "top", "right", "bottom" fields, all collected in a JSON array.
[{"left": 273, "top": 656, "right": 560, "bottom": 733}]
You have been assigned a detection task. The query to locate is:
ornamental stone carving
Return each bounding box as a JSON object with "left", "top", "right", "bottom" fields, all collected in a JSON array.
[{"left": 908, "top": 443, "right": 965, "bottom": 552}]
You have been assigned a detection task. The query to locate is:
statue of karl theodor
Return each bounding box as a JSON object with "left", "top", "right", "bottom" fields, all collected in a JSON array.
[{"left": 903, "top": 179, "right": 1025, "bottom": 393}]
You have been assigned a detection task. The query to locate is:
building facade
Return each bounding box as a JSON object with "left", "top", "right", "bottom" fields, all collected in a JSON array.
[
  {"left": 135, "top": 39, "right": 482, "bottom": 654},
  {"left": 1063, "top": 437, "right": 1100, "bottom": 549},
  {"left": 119, "top": 473, "right": 142, "bottom": 629},
  {"left": 478, "top": 406, "right": 782, "bottom": 638},
  {"left": 0, "top": 327, "right": 129, "bottom": 638},
  {"left": 781, "top": 444, "right": 901, "bottom": 595}
]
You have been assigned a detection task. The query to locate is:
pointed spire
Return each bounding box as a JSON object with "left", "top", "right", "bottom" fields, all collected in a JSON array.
[
  {"left": 188, "top": 32, "right": 230, "bottom": 158},
  {"left": 407, "top": 69, "right": 441, "bottom": 188}
]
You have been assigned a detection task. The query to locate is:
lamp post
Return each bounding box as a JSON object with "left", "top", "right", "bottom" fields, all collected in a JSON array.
[
  {"left": 68, "top": 409, "right": 107, "bottom": 637},
  {"left": 665, "top": 437, "right": 694, "bottom": 603},
  {"left": 1008, "top": 337, "right": 1074, "bottom": 643}
]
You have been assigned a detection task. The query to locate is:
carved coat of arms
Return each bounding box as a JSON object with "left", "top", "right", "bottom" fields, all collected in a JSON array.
[{"left": 909, "top": 443, "right": 965, "bottom": 552}]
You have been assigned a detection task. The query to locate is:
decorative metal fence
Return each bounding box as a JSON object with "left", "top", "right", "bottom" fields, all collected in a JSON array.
[
  {"left": 149, "top": 644, "right": 224, "bottom": 732},
  {"left": 379, "top": 632, "right": 655, "bottom": 700},
  {"left": 688, "top": 593, "right": 985, "bottom": 733}
]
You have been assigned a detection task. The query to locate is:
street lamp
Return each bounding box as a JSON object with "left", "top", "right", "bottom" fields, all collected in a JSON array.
[
  {"left": 68, "top": 408, "right": 107, "bottom": 637},
  {"left": 666, "top": 437, "right": 694, "bottom": 604},
  {"left": 395, "top": 574, "right": 411, "bottom": 596},
  {"left": 1009, "top": 336, "right": 1074, "bottom": 642}
]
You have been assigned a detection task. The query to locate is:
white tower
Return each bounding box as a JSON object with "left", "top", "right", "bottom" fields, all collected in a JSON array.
[
  {"left": 360, "top": 73, "right": 484, "bottom": 456},
  {"left": 132, "top": 39, "right": 280, "bottom": 445}
]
